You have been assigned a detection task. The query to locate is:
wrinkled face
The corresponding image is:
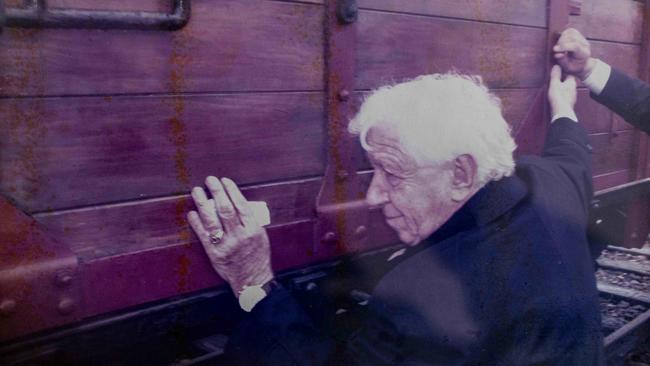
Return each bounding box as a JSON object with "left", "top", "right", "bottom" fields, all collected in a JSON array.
[{"left": 365, "top": 122, "right": 459, "bottom": 246}]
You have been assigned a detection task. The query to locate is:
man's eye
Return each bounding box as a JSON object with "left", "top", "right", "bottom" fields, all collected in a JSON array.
[{"left": 386, "top": 172, "right": 401, "bottom": 186}]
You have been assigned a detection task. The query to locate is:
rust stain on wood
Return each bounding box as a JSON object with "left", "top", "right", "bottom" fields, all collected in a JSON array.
[
  {"left": 169, "top": 29, "right": 191, "bottom": 188},
  {"left": 472, "top": 0, "right": 516, "bottom": 87},
  {"left": 176, "top": 253, "right": 191, "bottom": 292},
  {"left": 168, "top": 28, "right": 193, "bottom": 290},
  {"left": 0, "top": 29, "right": 46, "bottom": 209}
]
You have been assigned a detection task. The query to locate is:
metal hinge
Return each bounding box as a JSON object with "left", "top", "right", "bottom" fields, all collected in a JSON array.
[
  {"left": 0, "top": 196, "right": 81, "bottom": 342},
  {"left": 0, "top": 0, "right": 190, "bottom": 31}
]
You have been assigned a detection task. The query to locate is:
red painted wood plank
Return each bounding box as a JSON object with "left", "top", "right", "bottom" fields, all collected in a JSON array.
[
  {"left": 613, "top": 113, "right": 636, "bottom": 132},
  {"left": 590, "top": 130, "right": 637, "bottom": 175},
  {"left": 569, "top": 0, "right": 643, "bottom": 44},
  {"left": 356, "top": 10, "right": 547, "bottom": 90},
  {"left": 0, "top": 92, "right": 325, "bottom": 212},
  {"left": 357, "top": 0, "right": 546, "bottom": 27},
  {"left": 0, "top": 0, "right": 324, "bottom": 97},
  {"left": 32, "top": 169, "right": 397, "bottom": 261},
  {"left": 575, "top": 89, "right": 613, "bottom": 134},
  {"left": 34, "top": 177, "right": 324, "bottom": 259},
  {"left": 591, "top": 40, "right": 641, "bottom": 77},
  {"left": 78, "top": 219, "right": 316, "bottom": 318},
  {"left": 77, "top": 207, "right": 399, "bottom": 320},
  {"left": 593, "top": 170, "right": 633, "bottom": 190}
]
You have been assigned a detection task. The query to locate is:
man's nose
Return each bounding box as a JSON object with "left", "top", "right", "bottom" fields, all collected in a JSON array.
[{"left": 366, "top": 173, "right": 389, "bottom": 207}]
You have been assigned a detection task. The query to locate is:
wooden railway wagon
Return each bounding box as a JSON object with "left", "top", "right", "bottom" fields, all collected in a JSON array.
[{"left": 1, "top": 0, "right": 649, "bottom": 364}]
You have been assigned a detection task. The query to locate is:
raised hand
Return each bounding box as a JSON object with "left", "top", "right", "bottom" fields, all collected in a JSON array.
[
  {"left": 548, "top": 65, "right": 577, "bottom": 119},
  {"left": 187, "top": 176, "right": 274, "bottom": 296},
  {"left": 553, "top": 28, "right": 596, "bottom": 80}
]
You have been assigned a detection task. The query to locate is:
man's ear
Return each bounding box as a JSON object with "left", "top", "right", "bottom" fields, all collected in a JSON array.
[{"left": 450, "top": 154, "right": 477, "bottom": 202}]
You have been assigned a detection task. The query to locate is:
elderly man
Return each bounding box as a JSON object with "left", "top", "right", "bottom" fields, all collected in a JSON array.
[
  {"left": 187, "top": 66, "right": 603, "bottom": 365},
  {"left": 554, "top": 28, "right": 650, "bottom": 133}
]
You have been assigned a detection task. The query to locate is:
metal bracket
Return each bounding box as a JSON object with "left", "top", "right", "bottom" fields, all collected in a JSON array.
[
  {"left": 315, "top": 0, "right": 368, "bottom": 259},
  {"left": 0, "top": 0, "right": 190, "bottom": 31},
  {"left": 569, "top": 0, "right": 582, "bottom": 16},
  {"left": 0, "top": 196, "right": 80, "bottom": 342}
]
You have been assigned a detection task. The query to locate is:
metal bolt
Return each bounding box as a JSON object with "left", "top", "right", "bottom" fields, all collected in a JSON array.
[
  {"left": 336, "top": 0, "right": 358, "bottom": 24},
  {"left": 336, "top": 170, "right": 349, "bottom": 181},
  {"left": 57, "top": 297, "right": 75, "bottom": 315},
  {"left": 322, "top": 231, "right": 337, "bottom": 243},
  {"left": 0, "top": 299, "right": 16, "bottom": 316},
  {"left": 337, "top": 89, "right": 350, "bottom": 102},
  {"left": 354, "top": 225, "right": 368, "bottom": 238},
  {"left": 631, "top": 232, "right": 639, "bottom": 240},
  {"left": 55, "top": 271, "right": 74, "bottom": 288}
]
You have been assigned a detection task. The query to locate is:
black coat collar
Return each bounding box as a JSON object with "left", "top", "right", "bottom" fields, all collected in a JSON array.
[{"left": 426, "top": 174, "right": 528, "bottom": 245}]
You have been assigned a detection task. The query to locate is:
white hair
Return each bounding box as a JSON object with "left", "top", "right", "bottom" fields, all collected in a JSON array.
[{"left": 348, "top": 73, "right": 516, "bottom": 185}]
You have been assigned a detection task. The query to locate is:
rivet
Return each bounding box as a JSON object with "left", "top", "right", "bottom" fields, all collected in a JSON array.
[
  {"left": 354, "top": 225, "right": 368, "bottom": 238},
  {"left": 336, "top": 170, "right": 349, "bottom": 181},
  {"left": 631, "top": 232, "right": 639, "bottom": 240},
  {"left": 57, "top": 297, "right": 75, "bottom": 315},
  {"left": 55, "top": 271, "right": 74, "bottom": 288},
  {"left": 338, "top": 89, "right": 350, "bottom": 101},
  {"left": 322, "top": 231, "right": 336, "bottom": 243},
  {"left": 0, "top": 299, "right": 16, "bottom": 316}
]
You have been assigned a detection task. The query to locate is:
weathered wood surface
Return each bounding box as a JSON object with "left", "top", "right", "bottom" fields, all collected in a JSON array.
[
  {"left": 358, "top": 0, "right": 547, "bottom": 27},
  {"left": 594, "top": 170, "right": 634, "bottom": 191},
  {"left": 0, "top": 0, "right": 647, "bottom": 337},
  {"left": 0, "top": 0, "right": 324, "bottom": 97},
  {"left": 569, "top": 0, "right": 644, "bottom": 44},
  {"left": 73, "top": 212, "right": 396, "bottom": 319},
  {"left": 34, "top": 177, "right": 324, "bottom": 259},
  {"left": 0, "top": 93, "right": 325, "bottom": 212},
  {"left": 591, "top": 130, "right": 637, "bottom": 176},
  {"left": 357, "top": 10, "right": 547, "bottom": 90}
]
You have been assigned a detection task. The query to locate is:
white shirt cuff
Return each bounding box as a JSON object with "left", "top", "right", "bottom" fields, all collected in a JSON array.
[
  {"left": 551, "top": 108, "right": 578, "bottom": 123},
  {"left": 582, "top": 59, "right": 611, "bottom": 95}
]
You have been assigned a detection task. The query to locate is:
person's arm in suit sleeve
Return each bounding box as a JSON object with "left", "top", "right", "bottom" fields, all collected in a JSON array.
[
  {"left": 542, "top": 66, "right": 593, "bottom": 216},
  {"left": 585, "top": 59, "right": 650, "bottom": 133},
  {"left": 224, "top": 286, "right": 340, "bottom": 365},
  {"left": 186, "top": 177, "right": 339, "bottom": 365},
  {"left": 554, "top": 28, "right": 650, "bottom": 133}
]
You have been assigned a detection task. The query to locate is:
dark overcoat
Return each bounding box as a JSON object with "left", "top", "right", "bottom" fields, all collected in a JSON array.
[
  {"left": 225, "top": 119, "right": 604, "bottom": 365},
  {"left": 592, "top": 67, "right": 650, "bottom": 133}
]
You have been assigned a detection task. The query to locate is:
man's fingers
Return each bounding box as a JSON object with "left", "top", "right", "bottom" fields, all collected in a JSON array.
[
  {"left": 191, "top": 187, "right": 222, "bottom": 232},
  {"left": 206, "top": 175, "right": 241, "bottom": 232},
  {"left": 187, "top": 210, "right": 209, "bottom": 245},
  {"left": 565, "top": 75, "right": 577, "bottom": 89},
  {"left": 550, "top": 65, "right": 562, "bottom": 83},
  {"left": 221, "top": 177, "right": 257, "bottom": 227}
]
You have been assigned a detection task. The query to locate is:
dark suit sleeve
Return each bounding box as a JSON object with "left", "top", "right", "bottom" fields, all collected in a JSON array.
[
  {"left": 591, "top": 67, "right": 650, "bottom": 134},
  {"left": 540, "top": 118, "right": 593, "bottom": 218},
  {"left": 224, "top": 287, "right": 340, "bottom": 365}
]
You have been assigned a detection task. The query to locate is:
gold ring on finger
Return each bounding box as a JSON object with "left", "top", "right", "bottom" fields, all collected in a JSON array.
[{"left": 209, "top": 228, "right": 224, "bottom": 245}]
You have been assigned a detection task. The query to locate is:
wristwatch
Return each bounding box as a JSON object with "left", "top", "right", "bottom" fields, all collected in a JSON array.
[{"left": 238, "top": 279, "right": 282, "bottom": 312}]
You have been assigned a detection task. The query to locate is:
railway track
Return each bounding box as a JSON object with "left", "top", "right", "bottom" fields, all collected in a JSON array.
[{"left": 598, "top": 245, "right": 650, "bottom": 365}]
